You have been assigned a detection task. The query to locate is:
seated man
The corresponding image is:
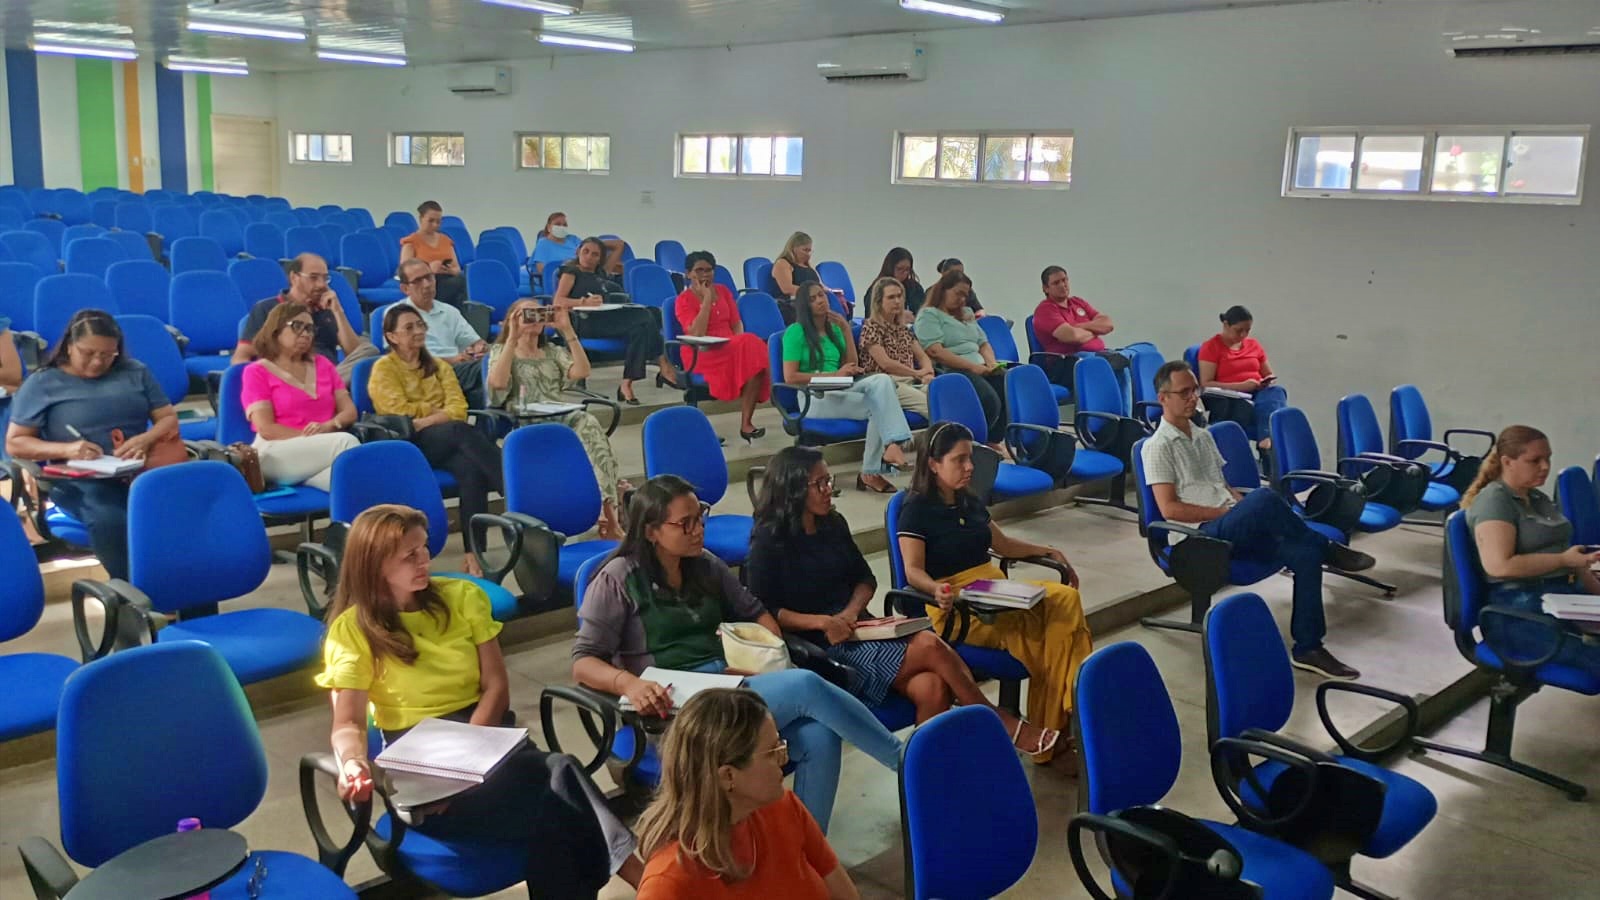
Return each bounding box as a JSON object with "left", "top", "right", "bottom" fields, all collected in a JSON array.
[
  {"left": 1030, "top": 265, "right": 1120, "bottom": 391},
  {"left": 397, "top": 258, "right": 487, "bottom": 409},
  {"left": 1142, "top": 360, "right": 1374, "bottom": 680},
  {"left": 232, "top": 253, "right": 377, "bottom": 382}
]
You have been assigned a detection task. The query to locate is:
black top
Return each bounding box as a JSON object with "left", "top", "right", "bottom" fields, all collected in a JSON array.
[
  {"left": 242, "top": 291, "right": 339, "bottom": 362},
  {"left": 897, "top": 491, "right": 992, "bottom": 580},
  {"left": 966, "top": 288, "right": 984, "bottom": 313},
  {"left": 560, "top": 265, "right": 620, "bottom": 300},
  {"left": 766, "top": 262, "right": 819, "bottom": 301},
  {"left": 747, "top": 516, "right": 876, "bottom": 646}
]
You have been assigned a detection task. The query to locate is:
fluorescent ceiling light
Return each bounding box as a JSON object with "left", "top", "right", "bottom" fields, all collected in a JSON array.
[
  {"left": 317, "top": 50, "right": 408, "bottom": 66},
  {"left": 899, "top": 0, "right": 1005, "bottom": 24},
  {"left": 537, "top": 32, "right": 633, "bottom": 52},
  {"left": 32, "top": 42, "right": 137, "bottom": 60},
  {"left": 166, "top": 55, "right": 249, "bottom": 75},
  {"left": 35, "top": 20, "right": 133, "bottom": 36},
  {"left": 188, "top": 20, "right": 307, "bottom": 41},
  {"left": 483, "top": 0, "right": 580, "bottom": 13}
]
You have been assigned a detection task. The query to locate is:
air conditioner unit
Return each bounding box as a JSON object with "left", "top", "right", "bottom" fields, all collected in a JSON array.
[
  {"left": 1446, "top": 33, "right": 1600, "bottom": 58},
  {"left": 448, "top": 65, "right": 512, "bottom": 96},
  {"left": 818, "top": 39, "right": 926, "bottom": 83}
]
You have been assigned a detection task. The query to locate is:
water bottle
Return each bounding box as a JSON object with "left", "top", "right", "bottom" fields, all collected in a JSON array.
[
  {"left": 176, "top": 819, "right": 211, "bottom": 900},
  {"left": 518, "top": 382, "right": 529, "bottom": 414}
]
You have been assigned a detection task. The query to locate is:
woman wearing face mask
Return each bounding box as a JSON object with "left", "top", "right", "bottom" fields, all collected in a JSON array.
[
  {"left": 551, "top": 237, "right": 680, "bottom": 405},
  {"left": 241, "top": 301, "right": 360, "bottom": 491},
  {"left": 532, "top": 212, "right": 627, "bottom": 286},
  {"left": 1197, "top": 305, "right": 1286, "bottom": 451},
  {"left": 674, "top": 250, "right": 771, "bottom": 441},
  {"left": 857, "top": 277, "right": 932, "bottom": 418},
  {"left": 398, "top": 200, "right": 467, "bottom": 308},
  {"left": 870, "top": 247, "right": 924, "bottom": 322}
]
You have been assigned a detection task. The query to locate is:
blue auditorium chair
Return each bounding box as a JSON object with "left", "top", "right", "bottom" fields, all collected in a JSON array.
[
  {"left": 319, "top": 224, "right": 349, "bottom": 263},
  {"left": 1005, "top": 361, "right": 1127, "bottom": 505},
  {"left": 713, "top": 264, "right": 739, "bottom": 296},
  {"left": 317, "top": 203, "right": 345, "bottom": 217},
  {"left": 342, "top": 357, "right": 466, "bottom": 498},
  {"left": 54, "top": 190, "right": 91, "bottom": 226},
  {"left": 243, "top": 221, "right": 286, "bottom": 260},
  {"left": 341, "top": 232, "right": 405, "bottom": 306},
  {"left": 265, "top": 211, "right": 300, "bottom": 231},
  {"left": 441, "top": 224, "right": 475, "bottom": 264},
  {"left": 60, "top": 223, "right": 105, "bottom": 251},
  {"left": 1129, "top": 343, "right": 1166, "bottom": 424},
  {"left": 102, "top": 228, "right": 153, "bottom": 262},
  {"left": 464, "top": 258, "right": 521, "bottom": 323},
  {"left": 116, "top": 314, "right": 215, "bottom": 441},
  {"left": 737, "top": 291, "right": 785, "bottom": 341},
  {"left": 361, "top": 226, "right": 400, "bottom": 275},
  {"left": 476, "top": 238, "right": 533, "bottom": 297},
  {"left": 285, "top": 224, "right": 334, "bottom": 261},
  {"left": 1388, "top": 383, "right": 1495, "bottom": 497},
  {"left": 620, "top": 257, "right": 650, "bottom": 297},
  {"left": 0, "top": 261, "right": 43, "bottom": 334},
  {"left": 653, "top": 239, "right": 687, "bottom": 274},
  {"left": 629, "top": 261, "right": 677, "bottom": 308},
  {"left": 383, "top": 210, "right": 418, "bottom": 232},
  {"left": 490, "top": 423, "right": 618, "bottom": 607},
  {"left": 767, "top": 333, "right": 867, "bottom": 447},
  {"left": 197, "top": 208, "right": 247, "bottom": 257},
  {"left": 1410, "top": 513, "right": 1597, "bottom": 800},
  {"left": 643, "top": 406, "right": 752, "bottom": 565},
  {"left": 0, "top": 208, "right": 24, "bottom": 231},
  {"left": 0, "top": 508, "right": 77, "bottom": 743},
  {"left": 24, "top": 217, "right": 67, "bottom": 255},
  {"left": 1556, "top": 465, "right": 1600, "bottom": 549},
  {"left": 900, "top": 706, "right": 1035, "bottom": 900},
  {"left": 19, "top": 641, "right": 356, "bottom": 898},
  {"left": 112, "top": 200, "right": 152, "bottom": 234},
  {"left": 229, "top": 256, "right": 289, "bottom": 306},
  {"left": 1339, "top": 392, "right": 1459, "bottom": 524},
  {"left": 977, "top": 315, "right": 1020, "bottom": 365},
  {"left": 104, "top": 259, "right": 170, "bottom": 322},
  {"left": 89, "top": 198, "right": 117, "bottom": 230},
  {"left": 327, "top": 272, "right": 365, "bottom": 334},
  {"left": 62, "top": 236, "right": 123, "bottom": 280},
  {"left": 169, "top": 271, "right": 248, "bottom": 378},
  {"left": 326, "top": 213, "right": 361, "bottom": 234},
  {"left": 34, "top": 275, "right": 119, "bottom": 352},
  {"left": 658, "top": 293, "right": 716, "bottom": 406},
  {"left": 1, "top": 229, "right": 61, "bottom": 275},
  {"left": 169, "top": 235, "right": 228, "bottom": 274},
  {"left": 1270, "top": 406, "right": 1402, "bottom": 536},
  {"left": 293, "top": 206, "right": 323, "bottom": 226},
  {"left": 743, "top": 256, "right": 773, "bottom": 291},
  {"left": 151, "top": 204, "right": 198, "bottom": 254},
  {"left": 929, "top": 373, "right": 1053, "bottom": 503},
  {"left": 815, "top": 260, "right": 856, "bottom": 305},
  {"left": 440, "top": 214, "right": 467, "bottom": 231},
  {"left": 346, "top": 206, "right": 376, "bottom": 230},
  {"left": 1076, "top": 641, "right": 1337, "bottom": 900}
]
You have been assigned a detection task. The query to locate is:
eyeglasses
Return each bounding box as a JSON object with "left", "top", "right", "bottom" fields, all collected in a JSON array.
[
  {"left": 688, "top": 267, "right": 714, "bottom": 276},
  {"left": 297, "top": 271, "right": 329, "bottom": 283},
  {"left": 72, "top": 347, "right": 118, "bottom": 362},
  {"left": 809, "top": 475, "right": 835, "bottom": 493},
  {"left": 1161, "top": 387, "right": 1200, "bottom": 400},
  {"left": 286, "top": 320, "right": 315, "bottom": 334},
  {"left": 403, "top": 273, "right": 436, "bottom": 285},
  {"left": 754, "top": 739, "right": 789, "bottom": 767},
  {"left": 663, "top": 502, "right": 712, "bottom": 533},
  {"left": 395, "top": 322, "right": 430, "bottom": 334}
]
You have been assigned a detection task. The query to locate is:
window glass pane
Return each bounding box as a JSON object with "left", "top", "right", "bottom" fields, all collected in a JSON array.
[
  {"left": 1505, "top": 135, "right": 1584, "bottom": 197},
  {"left": 564, "top": 136, "right": 589, "bottom": 170},
  {"left": 1028, "top": 135, "right": 1073, "bottom": 183},
  {"left": 521, "top": 136, "right": 541, "bottom": 168},
  {"left": 708, "top": 136, "right": 736, "bottom": 174},
  {"left": 938, "top": 136, "right": 978, "bottom": 181},
  {"left": 774, "top": 137, "right": 803, "bottom": 176},
  {"left": 293, "top": 133, "right": 306, "bottom": 161},
  {"left": 533, "top": 136, "right": 556, "bottom": 169},
  {"left": 590, "top": 136, "right": 610, "bottom": 171},
  {"left": 427, "top": 136, "right": 449, "bottom": 166},
  {"left": 1292, "top": 135, "right": 1354, "bottom": 189},
  {"left": 741, "top": 136, "right": 773, "bottom": 175},
  {"left": 332, "top": 135, "right": 351, "bottom": 162},
  {"left": 449, "top": 137, "right": 465, "bottom": 166},
  {"left": 1355, "top": 135, "right": 1424, "bottom": 191},
  {"left": 1431, "top": 135, "right": 1502, "bottom": 194},
  {"left": 393, "top": 136, "right": 410, "bottom": 165},
  {"left": 983, "top": 135, "right": 1027, "bottom": 181},
  {"left": 309, "top": 134, "right": 324, "bottom": 162},
  {"left": 680, "top": 136, "right": 707, "bottom": 174},
  {"left": 409, "top": 136, "right": 428, "bottom": 166},
  {"left": 900, "top": 135, "right": 936, "bottom": 179}
]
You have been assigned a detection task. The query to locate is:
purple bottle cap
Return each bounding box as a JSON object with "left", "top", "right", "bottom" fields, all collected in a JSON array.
[{"left": 176, "top": 817, "right": 202, "bottom": 833}]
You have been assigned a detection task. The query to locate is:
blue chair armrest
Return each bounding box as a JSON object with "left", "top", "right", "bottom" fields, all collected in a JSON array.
[
  {"left": 540, "top": 684, "right": 634, "bottom": 777},
  {"left": 1315, "top": 681, "right": 1422, "bottom": 763},
  {"left": 296, "top": 540, "right": 342, "bottom": 619},
  {"left": 1209, "top": 736, "right": 1324, "bottom": 831},
  {"left": 1478, "top": 606, "right": 1573, "bottom": 670},
  {"left": 297, "top": 752, "right": 371, "bottom": 877},
  {"left": 70, "top": 578, "right": 155, "bottom": 662},
  {"left": 1133, "top": 400, "right": 1163, "bottom": 422},
  {"left": 19, "top": 836, "right": 78, "bottom": 899}
]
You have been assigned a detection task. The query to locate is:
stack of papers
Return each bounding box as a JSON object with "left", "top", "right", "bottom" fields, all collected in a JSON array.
[
  {"left": 1203, "top": 387, "right": 1253, "bottom": 401},
  {"left": 1543, "top": 594, "right": 1600, "bottom": 623},
  {"left": 961, "top": 579, "right": 1045, "bottom": 610},
  {"left": 617, "top": 667, "right": 745, "bottom": 712},
  {"left": 808, "top": 376, "right": 854, "bottom": 388},
  {"left": 375, "top": 718, "right": 529, "bottom": 810},
  {"left": 515, "top": 401, "right": 582, "bottom": 416},
  {"left": 66, "top": 456, "right": 144, "bottom": 476},
  {"left": 679, "top": 335, "right": 730, "bottom": 347}
]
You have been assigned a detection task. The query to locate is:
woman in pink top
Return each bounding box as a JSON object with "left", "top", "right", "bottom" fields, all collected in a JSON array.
[{"left": 241, "top": 301, "right": 360, "bottom": 490}]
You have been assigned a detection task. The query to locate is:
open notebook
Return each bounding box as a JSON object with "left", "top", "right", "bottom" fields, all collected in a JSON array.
[
  {"left": 66, "top": 456, "right": 143, "bottom": 476},
  {"left": 617, "top": 667, "right": 745, "bottom": 712}
]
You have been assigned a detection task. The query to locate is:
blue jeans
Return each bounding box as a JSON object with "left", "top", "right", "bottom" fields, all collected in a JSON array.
[
  {"left": 1483, "top": 582, "right": 1600, "bottom": 674},
  {"left": 1201, "top": 487, "right": 1329, "bottom": 654},
  {"left": 809, "top": 373, "right": 913, "bottom": 476},
  {"left": 690, "top": 661, "right": 903, "bottom": 832},
  {"left": 48, "top": 478, "right": 132, "bottom": 580}
]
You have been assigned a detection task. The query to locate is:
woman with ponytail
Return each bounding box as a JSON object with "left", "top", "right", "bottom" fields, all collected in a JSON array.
[{"left": 1463, "top": 425, "right": 1600, "bottom": 673}]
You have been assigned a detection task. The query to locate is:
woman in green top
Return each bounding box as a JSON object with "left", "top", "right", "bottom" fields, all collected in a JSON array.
[
  {"left": 486, "top": 299, "right": 626, "bottom": 539},
  {"left": 1462, "top": 425, "right": 1600, "bottom": 674},
  {"left": 780, "top": 283, "right": 913, "bottom": 493},
  {"left": 914, "top": 269, "right": 1008, "bottom": 449}
]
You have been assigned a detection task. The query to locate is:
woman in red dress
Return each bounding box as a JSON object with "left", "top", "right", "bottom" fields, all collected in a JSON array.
[{"left": 674, "top": 250, "right": 772, "bottom": 443}]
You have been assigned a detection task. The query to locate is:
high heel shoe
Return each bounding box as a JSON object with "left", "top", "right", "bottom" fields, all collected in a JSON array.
[
  {"left": 615, "top": 387, "right": 640, "bottom": 407},
  {"left": 655, "top": 372, "right": 683, "bottom": 391},
  {"left": 739, "top": 426, "right": 766, "bottom": 443},
  {"left": 856, "top": 474, "right": 894, "bottom": 494}
]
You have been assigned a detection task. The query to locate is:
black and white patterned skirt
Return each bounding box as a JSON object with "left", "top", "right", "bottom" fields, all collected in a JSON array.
[{"left": 825, "top": 637, "right": 911, "bottom": 706}]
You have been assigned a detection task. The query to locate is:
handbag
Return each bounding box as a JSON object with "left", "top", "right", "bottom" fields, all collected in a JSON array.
[
  {"left": 197, "top": 442, "right": 266, "bottom": 494},
  {"left": 1300, "top": 480, "right": 1366, "bottom": 535},
  {"left": 1359, "top": 461, "right": 1429, "bottom": 515},
  {"left": 718, "top": 622, "right": 791, "bottom": 674}
]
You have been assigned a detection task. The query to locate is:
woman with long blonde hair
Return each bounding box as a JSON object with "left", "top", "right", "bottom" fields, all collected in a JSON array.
[
  {"left": 634, "top": 689, "right": 859, "bottom": 899},
  {"left": 1462, "top": 426, "right": 1600, "bottom": 675},
  {"left": 765, "top": 231, "right": 841, "bottom": 324}
]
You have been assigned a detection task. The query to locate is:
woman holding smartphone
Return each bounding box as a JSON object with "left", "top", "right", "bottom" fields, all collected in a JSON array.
[
  {"left": 1196, "top": 305, "right": 1286, "bottom": 450},
  {"left": 551, "top": 237, "right": 679, "bottom": 405},
  {"left": 398, "top": 200, "right": 467, "bottom": 309}
]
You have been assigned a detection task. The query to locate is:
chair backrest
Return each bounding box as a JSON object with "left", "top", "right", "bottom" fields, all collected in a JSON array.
[
  {"left": 317, "top": 204, "right": 344, "bottom": 216},
  {"left": 1268, "top": 406, "right": 1323, "bottom": 488},
  {"left": 243, "top": 222, "right": 285, "bottom": 260},
  {"left": 362, "top": 227, "right": 399, "bottom": 273},
  {"left": 169, "top": 270, "right": 249, "bottom": 354},
  {"left": 1387, "top": 384, "right": 1432, "bottom": 458},
  {"left": 129, "top": 459, "right": 272, "bottom": 613},
  {"left": 441, "top": 224, "right": 475, "bottom": 264},
  {"left": 103, "top": 229, "right": 153, "bottom": 261},
  {"left": 1556, "top": 466, "right": 1600, "bottom": 549},
  {"left": 737, "top": 291, "right": 785, "bottom": 341},
  {"left": 630, "top": 262, "right": 677, "bottom": 307},
  {"left": 572, "top": 552, "right": 608, "bottom": 619},
  {"left": 105, "top": 260, "right": 171, "bottom": 322},
  {"left": 1074, "top": 354, "right": 1124, "bottom": 419},
  {"left": 765, "top": 333, "right": 797, "bottom": 415},
  {"left": 35, "top": 274, "right": 118, "bottom": 349},
  {"left": 56, "top": 641, "right": 268, "bottom": 868},
  {"left": 0, "top": 261, "right": 43, "bottom": 330},
  {"left": 331, "top": 441, "right": 451, "bottom": 557},
  {"left": 348, "top": 355, "right": 379, "bottom": 414},
  {"left": 113, "top": 201, "right": 153, "bottom": 234},
  {"left": 1208, "top": 420, "right": 1261, "bottom": 490},
  {"left": 1131, "top": 435, "right": 1165, "bottom": 544},
  {"left": 340, "top": 233, "right": 390, "bottom": 288},
  {"left": 1130, "top": 347, "right": 1165, "bottom": 417},
  {"left": 490, "top": 226, "right": 528, "bottom": 261},
  {"left": 284, "top": 225, "right": 332, "bottom": 261},
  {"left": 1203, "top": 592, "right": 1295, "bottom": 744},
  {"left": 90, "top": 198, "right": 118, "bottom": 229},
  {"left": 265, "top": 211, "right": 300, "bottom": 231},
  {"left": 0, "top": 505, "right": 46, "bottom": 642},
  {"left": 653, "top": 239, "right": 687, "bottom": 273},
  {"left": 1443, "top": 511, "right": 1486, "bottom": 637},
  {"left": 441, "top": 214, "right": 467, "bottom": 231},
  {"left": 25, "top": 217, "right": 67, "bottom": 254},
  {"left": 214, "top": 362, "right": 258, "bottom": 445},
  {"left": 229, "top": 256, "right": 288, "bottom": 305},
  {"left": 327, "top": 271, "right": 364, "bottom": 333},
  {"left": 346, "top": 207, "right": 376, "bottom": 230},
  {"left": 61, "top": 223, "right": 106, "bottom": 250},
  {"left": 504, "top": 423, "right": 602, "bottom": 537},
  {"left": 117, "top": 314, "right": 188, "bottom": 405},
  {"left": 978, "top": 315, "right": 1019, "bottom": 363},
  {"left": 55, "top": 190, "right": 92, "bottom": 226},
  {"left": 62, "top": 237, "right": 126, "bottom": 280},
  {"left": 326, "top": 213, "right": 360, "bottom": 234},
  {"left": 293, "top": 207, "right": 322, "bottom": 226},
  {"left": 902, "top": 706, "right": 1037, "bottom": 900},
  {"left": 197, "top": 208, "right": 245, "bottom": 256},
  {"left": 1, "top": 229, "right": 59, "bottom": 275},
  {"left": 928, "top": 372, "right": 989, "bottom": 443},
  {"left": 815, "top": 261, "right": 855, "bottom": 303},
  {"left": 1005, "top": 362, "right": 1063, "bottom": 431},
  {"left": 384, "top": 211, "right": 419, "bottom": 232},
  {"left": 743, "top": 256, "right": 771, "bottom": 291},
  {"left": 151, "top": 204, "right": 198, "bottom": 242},
  {"left": 620, "top": 257, "right": 650, "bottom": 296},
  {"left": 465, "top": 259, "right": 519, "bottom": 318},
  {"left": 319, "top": 224, "right": 348, "bottom": 263},
  {"left": 1336, "top": 393, "right": 1385, "bottom": 460},
  {"left": 661, "top": 293, "right": 690, "bottom": 371},
  {"left": 476, "top": 239, "right": 523, "bottom": 287},
  {"left": 0, "top": 208, "right": 23, "bottom": 231},
  {"left": 643, "top": 406, "right": 728, "bottom": 505},
  {"left": 713, "top": 265, "right": 737, "bottom": 295},
  {"left": 169, "top": 235, "right": 228, "bottom": 274},
  {"left": 1076, "top": 641, "right": 1183, "bottom": 814},
  {"left": 1183, "top": 344, "right": 1201, "bottom": 374}
]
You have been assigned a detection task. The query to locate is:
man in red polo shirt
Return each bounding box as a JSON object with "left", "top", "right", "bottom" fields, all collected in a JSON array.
[{"left": 1031, "top": 265, "right": 1118, "bottom": 391}]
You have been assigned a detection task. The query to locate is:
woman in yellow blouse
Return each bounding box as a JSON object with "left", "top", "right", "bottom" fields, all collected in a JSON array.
[{"left": 369, "top": 304, "right": 503, "bottom": 577}]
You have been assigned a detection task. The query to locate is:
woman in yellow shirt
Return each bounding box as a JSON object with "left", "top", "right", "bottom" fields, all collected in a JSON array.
[
  {"left": 369, "top": 304, "right": 502, "bottom": 577},
  {"left": 318, "top": 504, "right": 642, "bottom": 895}
]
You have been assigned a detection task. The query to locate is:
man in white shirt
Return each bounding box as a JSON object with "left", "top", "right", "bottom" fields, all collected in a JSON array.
[
  {"left": 398, "top": 258, "right": 488, "bottom": 407},
  {"left": 1141, "top": 360, "right": 1374, "bottom": 680}
]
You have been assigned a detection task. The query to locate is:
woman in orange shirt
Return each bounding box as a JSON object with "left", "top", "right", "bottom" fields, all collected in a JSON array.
[
  {"left": 635, "top": 689, "right": 859, "bottom": 900},
  {"left": 399, "top": 200, "right": 467, "bottom": 308}
]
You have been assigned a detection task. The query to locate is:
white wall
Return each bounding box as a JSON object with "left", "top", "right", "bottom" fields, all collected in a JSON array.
[{"left": 265, "top": 1, "right": 1600, "bottom": 471}]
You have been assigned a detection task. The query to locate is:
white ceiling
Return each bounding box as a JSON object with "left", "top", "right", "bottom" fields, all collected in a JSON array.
[{"left": 0, "top": 0, "right": 1590, "bottom": 72}]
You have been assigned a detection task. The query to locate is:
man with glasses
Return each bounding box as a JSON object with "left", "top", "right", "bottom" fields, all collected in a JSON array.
[
  {"left": 1142, "top": 360, "right": 1374, "bottom": 680},
  {"left": 397, "top": 258, "right": 488, "bottom": 408},
  {"left": 232, "top": 253, "right": 376, "bottom": 382}
]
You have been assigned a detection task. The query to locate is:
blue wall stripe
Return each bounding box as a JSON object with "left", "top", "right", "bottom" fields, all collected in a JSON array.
[
  {"left": 155, "top": 64, "right": 187, "bottom": 193},
  {"left": 5, "top": 49, "right": 45, "bottom": 189}
]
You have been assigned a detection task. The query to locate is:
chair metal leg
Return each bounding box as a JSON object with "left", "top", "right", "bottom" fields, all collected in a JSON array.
[
  {"left": 1401, "top": 517, "right": 1444, "bottom": 527},
  {"left": 1325, "top": 566, "right": 1397, "bottom": 597},
  {"left": 1074, "top": 473, "right": 1132, "bottom": 511},
  {"left": 1339, "top": 874, "right": 1399, "bottom": 900},
  {"left": 1140, "top": 589, "right": 1210, "bottom": 635},
  {"left": 1411, "top": 680, "right": 1588, "bottom": 801}
]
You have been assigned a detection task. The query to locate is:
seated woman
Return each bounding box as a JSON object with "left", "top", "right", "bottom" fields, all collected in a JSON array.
[
  {"left": 674, "top": 250, "right": 771, "bottom": 442},
  {"left": 532, "top": 211, "right": 626, "bottom": 285},
  {"left": 487, "top": 300, "right": 626, "bottom": 539},
  {"left": 634, "top": 689, "right": 858, "bottom": 900},
  {"left": 749, "top": 446, "right": 1058, "bottom": 751},
  {"left": 241, "top": 301, "right": 360, "bottom": 491},
  {"left": 571, "top": 475, "right": 903, "bottom": 834},
  {"left": 1197, "top": 305, "right": 1287, "bottom": 450},
  {"left": 765, "top": 232, "right": 840, "bottom": 325},
  {"left": 897, "top": 421, "right": 1094, "bottom": 764},
  {"left": 319, "top": 504, "right": 641, "bottom": 897},
  {"left": 398, "top": 200, "right": 467, "bottom": 309},
  {"left": 935, "top": 258, "right": 985, "bottom": 318},
  {"left": 552, "top": 236, "right": 678, "bottom": 405},
  {"left": 6, "top": 310, "right": 179, "bottom": 580},
  {"left": 369, "top": 304, "right": 503, "bottom": 577},
  {"left": 870, "top": 247, "right": 924, "bottom": 322},
  {"left": 1464, "top": 425, "right": 1600, "bottom": 675},
  {"left": 782, "top": 284, "right": 912, "bottom": 493},
  {"left": 857, "top": 277, "right": 932, "bottom": 419},
  {"left": 914, "top": 270, "right": 1008, "bottom": 452}
]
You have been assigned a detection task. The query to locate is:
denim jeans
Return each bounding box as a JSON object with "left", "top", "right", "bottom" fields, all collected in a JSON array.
[
  {"left": 1483, "top": 582, "right": 1600, "bottom": 673},
  {"left": 49, "top": 478, "right": 132, "bottom": 580},
  {"left": 809, "top": 373, "right": 913, "bottom": 477},
  {"left": 1201, "top": 487, "right": 1329, "bottom": 654}
]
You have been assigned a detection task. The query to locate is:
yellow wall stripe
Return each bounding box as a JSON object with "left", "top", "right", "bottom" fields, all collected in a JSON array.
[{"left": 123, "top": 60, "right": 144, "bottom": 192}]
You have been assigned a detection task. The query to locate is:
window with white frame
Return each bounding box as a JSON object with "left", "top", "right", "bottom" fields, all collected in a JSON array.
[
  {"left": 677, "top": 134, "right": 803, "bottom": 179},
  {"left": 517, "top": 133, "right": 611, "bottom": 173},
  {"left": 1284, "top": 127, "right": 1587, "bottom": 203},
  {"left": 894, "top": 132, "right": 1074, "bottom": 186},
  {"left": 292, "top": 132, "right": 353, "bottom": 164},
  {"left": 390, "top": 133, "right": 466, "bottom": 168}
]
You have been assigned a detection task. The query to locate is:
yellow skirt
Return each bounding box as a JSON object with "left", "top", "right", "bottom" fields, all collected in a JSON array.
[{"left": 930, "top": 563, "right": 1094, "bottom": 757}]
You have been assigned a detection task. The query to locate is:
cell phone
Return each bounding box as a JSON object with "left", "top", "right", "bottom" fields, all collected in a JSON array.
[
  {"left": 522, "top": 306, "right": 556, "bottom": 324},
  {"left": 42, "top": 465, "right": 95, "bottom": 479},
  {"left": 1260, "top": 374, "right": 1277, "bottom": 385}
]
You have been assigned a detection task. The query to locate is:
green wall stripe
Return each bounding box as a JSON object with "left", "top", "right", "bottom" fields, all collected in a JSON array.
[
  {"left": 75, "top": 59, "right": 119, "bottom": 191},
  {"left": 196, "top": 74, "right": 214, "bottom": 191}
]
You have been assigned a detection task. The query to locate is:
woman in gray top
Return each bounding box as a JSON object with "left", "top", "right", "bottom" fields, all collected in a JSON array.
[{"left": 1462, "top": 425, "right": 1600, "bottom": 673}]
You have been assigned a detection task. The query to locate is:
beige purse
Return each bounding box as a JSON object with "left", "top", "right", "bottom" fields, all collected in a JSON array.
[{"left": 718, "top": 622, "right": 790, "bottom": 674}]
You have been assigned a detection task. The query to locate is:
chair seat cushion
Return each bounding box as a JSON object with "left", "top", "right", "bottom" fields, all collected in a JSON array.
[
  {"left": 44, "top": 506, "right": 90, "bottom": 548},
  {"left": 1247, "top": 756, "right": 1437, "bottom": 859},
  {"left": 611, "top": 726, "right": 663, "bottom": 786},
  {"left": 801, "top": 418, "right": 869, "bottom": 441},
  {"left": 905, "top": 411, "right": 929, "bottom": 430},
  {"left": 870, "top": 693, "right": 918, "bottom": 731},
  {"left": 438, "top": 573, "right": 520, "bottom": 622},
  {"left": 704, "top": 514, "right": 753, "bottom": 565},
  {"left": 157, "top": 608, "right": 324, "bottom": 684},
  {"left": 955, "top": 644, "right": 1031, "bottom": 681},
  {"left": 581, "top": 338, "right": 628, "bottom": 355},
  {"left": 558, "top": 540, "right": 620, "bottom": 589},
  {"left": 178, "top": 417, "right": 217, "bottom": 441},
  {"left": 253, "top": 485, "right": 331, "bottom": 519},
  {"left": 182, "top": 355, "right": 232, "bottom": 379},
  {"left": 209, "top": 850, "right": 357, "bottom": 898},
  {"left": 375, "top": 815, "right": 526, "bottom": 896},
  {"left": 1304, "top": 519, "right": 1347, "bottom": 543},
  {"left": 992, "top": 462, "right": 1055, "bottom": 500},
  {"left": 1070, "top": 448, "right": 1123, "bottom": 482},
  {"left": 0, "top": 652, "right": 78, "bottom": 741},
  {"left": 432, "top": 468, "right": 457, "bottom": 494},
  {"left": 1419, "top": 481, "right": 1461, "bottom": 510},
  {"left": 1356, "top": 502, "right": 1401, "bottom": 532},
  {"left": 1202, "top": 821, "right": 1337, "bottom": 899},
  {"left": 1051, "top": 383, "right": 1072, "bottom": 404},
  {"left": 1474, "top": 643, "right": 1600, "bottom": 695}
]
